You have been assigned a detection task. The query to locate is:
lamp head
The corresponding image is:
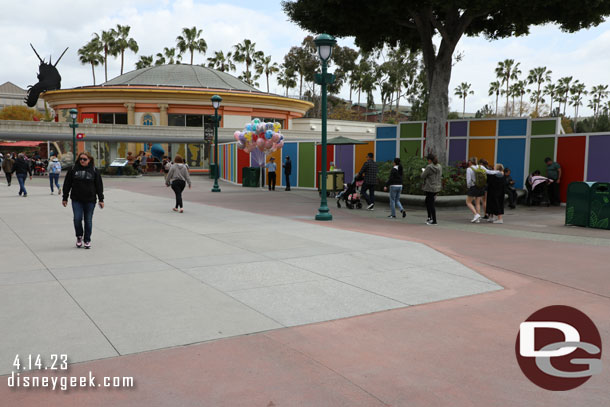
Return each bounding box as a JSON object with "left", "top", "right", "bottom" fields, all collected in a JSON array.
[
  {"left": 69, "top": 108, "right": 78, "bottom": 120},
  {"left": 314, "top": 34, "right": 337, "bottom": 63},
  {"left": 211, "top": 95, "right": 222, "bottom": 109}
]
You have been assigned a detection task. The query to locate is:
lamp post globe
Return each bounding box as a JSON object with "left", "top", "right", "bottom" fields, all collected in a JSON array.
[
  {"left": 69, "top": 108, "right": 78, "bottom": 163},
  {"left": 314, "top": 34, "right": 336, "bottom": 221},
  {"left": 211, "top": 95, "right": 222, "bottom": 192}
]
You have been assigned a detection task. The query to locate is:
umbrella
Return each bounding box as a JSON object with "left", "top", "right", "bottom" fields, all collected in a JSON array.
[{"left": 321, "top": 136, "right": 369, "bottom": 145}]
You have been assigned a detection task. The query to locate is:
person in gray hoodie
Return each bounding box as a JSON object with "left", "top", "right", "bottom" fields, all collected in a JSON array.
[
  {"left": 421, "top": 153, "right": 442, "bottom": 225},
  {"left": 165, "top": 155, "right": 191, "bottom": 213}
]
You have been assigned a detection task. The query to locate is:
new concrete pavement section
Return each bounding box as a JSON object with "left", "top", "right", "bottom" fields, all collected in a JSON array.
[{"left": 0, "top": 182, "right": 500, "bottom": 375}]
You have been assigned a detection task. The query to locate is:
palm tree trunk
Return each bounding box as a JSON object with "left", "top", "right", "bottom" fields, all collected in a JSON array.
[
  {"left": 266, "top": 73, "right": 270, "bottom": 93},
  {"left": 191, "top": 50, "right": 194, "bottom": 65},
  {"left": 91, "top": 62, "right": 96, "bottom": 85},
  {"left": 299, "top": 74, "right": 303, "bottom": 98},
  {"left": 104, "top": 48, "right": 108, "bottom": 82},
  {"left": 357, "top": 88, "right": 361, "bottom": 120},
  {"left": 463, "top": 98, "right": 466, "bottom": 118},
  {"left": 505, "top": 81, "right": 510, "bottom": 116},
  {"left": 121, "top": 51, "right": 124, "bottom": 75},
  {"left": 495, "top": 93, "right": 499, "bottom": 116}
]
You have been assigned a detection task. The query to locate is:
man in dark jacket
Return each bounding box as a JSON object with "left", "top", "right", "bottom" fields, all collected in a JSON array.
[
  {"left": 11, "top": 153, "right": 32, "bottom": 197},
  {"left": 358, "top": 152, "right": 378, "bottom": 210},
  {"left": 2, "top": 153, "right": 14, "bottom": 186},
  {"left": 283, "top": 156, "right": 292, "bottom": 191},
  {"left": 62, "top": 152, "right": 104, "bottom": 249}
]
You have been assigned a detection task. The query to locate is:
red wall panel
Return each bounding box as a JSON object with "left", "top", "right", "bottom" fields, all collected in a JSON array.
[
  {"left": 315, "top": 144, "right": 334, "bottom": 188},
  {"left": 237, "top": 148, "right": 250, "bottom": 184},
  {"left": 556, "top": 136, "right": 586, "bottom": 202}
]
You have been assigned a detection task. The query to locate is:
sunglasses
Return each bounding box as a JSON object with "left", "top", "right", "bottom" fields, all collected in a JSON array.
[{"left": 79, "top": 157, "right": 89, "bottom": 161}]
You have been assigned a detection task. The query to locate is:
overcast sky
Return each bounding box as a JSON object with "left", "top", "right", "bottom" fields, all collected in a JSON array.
[{"left": 2, "top": 0, "right": 610, "bottom": 116}]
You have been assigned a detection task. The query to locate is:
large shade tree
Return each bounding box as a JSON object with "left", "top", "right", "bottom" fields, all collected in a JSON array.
[{"left": 283, "top": 0, "right": 610, "bottom": 163}]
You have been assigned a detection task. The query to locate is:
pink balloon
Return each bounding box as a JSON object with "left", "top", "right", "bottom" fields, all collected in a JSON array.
[
  {"left": 234, "top": 131, "right": 241, "bottom": 141},
  {"left": 277, "top": 140, "right": 284, "bottom": 148},
  {"left": 256, "top": 138, "right": 264, "bottom": 148},
  {"left": 271, "top": 133, "right": 280, "bottom": 143}
]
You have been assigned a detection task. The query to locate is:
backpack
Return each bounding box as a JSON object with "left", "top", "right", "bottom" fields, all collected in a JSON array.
[
  {"left": 51, "top": 161, "right": 62, "bottom": 174},
  {"left": 473, "top": 166, "right": 487, "bottom": 188}
]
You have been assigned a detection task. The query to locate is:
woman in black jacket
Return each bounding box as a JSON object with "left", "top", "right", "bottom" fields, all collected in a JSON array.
[
  {"left": 11, "top": 153, "right": 32, "bottom": 197},
  {"left": 62, "top": 152, "right": 104, "bottom": 249},
  {"left": 383, "top": 157, "right": 406, "bottom": 218}
]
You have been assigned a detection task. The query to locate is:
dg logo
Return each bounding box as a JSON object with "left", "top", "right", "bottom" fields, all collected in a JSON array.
[{"left": 515, "top": 305, "right": 602, "bottom": 390}]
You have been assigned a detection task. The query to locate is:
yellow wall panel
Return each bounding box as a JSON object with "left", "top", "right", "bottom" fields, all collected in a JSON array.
[
  {"left": 469, "top": 120, "right": 496, "bottom": 137},
  {"left": 354, "top": 141, "right": 375, "bottom": 174},
  {"left": 468, "top": 139, "right": 495, "bottom": 166}
]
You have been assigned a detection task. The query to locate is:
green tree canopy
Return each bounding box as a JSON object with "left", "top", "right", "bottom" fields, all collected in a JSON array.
[{"left": 283, "top": 0, "right": 610, "bottom": 162}]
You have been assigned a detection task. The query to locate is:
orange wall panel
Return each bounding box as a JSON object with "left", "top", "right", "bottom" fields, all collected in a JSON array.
[
  {"left": 469, "top": 120, "right": 496, "bottom": 137},
  {"left": 266, "top": 148, "right": 283, "bottom": 186},
  {"left": 354, "top": 141, "right": 375, "bottom": 174},
  {"left": 468, "top": 139, "right": 495, "bottom": 166}
]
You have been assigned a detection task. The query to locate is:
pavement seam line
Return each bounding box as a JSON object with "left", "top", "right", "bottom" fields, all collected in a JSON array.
[
  {"left": 262, "top": 332, "right": 391, "bottom": 407},
  {"left": 0, "top": 213, "right": 122, "bottom": 357}
]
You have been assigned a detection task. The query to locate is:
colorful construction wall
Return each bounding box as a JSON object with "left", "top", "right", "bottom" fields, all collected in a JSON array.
[{"left": 216, "top": 117, "right": 610, "bottom": 202}]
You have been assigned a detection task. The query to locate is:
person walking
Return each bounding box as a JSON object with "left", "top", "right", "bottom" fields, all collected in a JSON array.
[
  {"left": 165, "top": 155, "right": 191, "bottom": 213},
  {"left": 358, "top": 152, "right": 378, "bottom": 210},
  {"left": 487, "top": 163, "right": 506, "bottom": 224},
  {"left": 465, "top": 157, "right": 485, "bottom": 222},
  {"left": 545, "top": 157, "right": 562, "bottom": 205},
  {"left": 47, "top": 155, "right": 62, "bottom": 195},
  {"left": 62, "top": 152, "right": 104, "bottom": 249},
  {"left": 421, "top": 153, "right": 442, "bottom": 225},
  {"left": 265, "top": 157, "right": 277, "bottom": 191},
  {"left": 11, "top": 153, "right": 32, "bottom": 197},
  {"left": 383, "top": 158, "right": 406, "bottom": 219},
  {"left": 283, "top": 156, "right": 292, "bottom": 191},
  {"left": 2, "top": 152, "right": 14, "bottom": 186}
]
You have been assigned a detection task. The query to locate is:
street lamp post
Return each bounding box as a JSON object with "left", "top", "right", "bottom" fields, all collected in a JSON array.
[
  {"left": 211, "top": 95, "right": 222, "bottom": 192},
  {"left": 314, "top": 34, "right": 336, "bottom": 221},
  {"left": 69, "top": 108, "right": 78, "bottom": 163}
]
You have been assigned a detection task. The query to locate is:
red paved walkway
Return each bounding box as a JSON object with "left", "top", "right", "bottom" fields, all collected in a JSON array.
[{"left": 3, "top": 177, "right": 609, "bottom": 406}]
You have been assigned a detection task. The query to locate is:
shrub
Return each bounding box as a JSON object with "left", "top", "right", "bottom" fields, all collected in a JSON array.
[{"left": 376, "top": 156, "right": 467, "bottom": 195}]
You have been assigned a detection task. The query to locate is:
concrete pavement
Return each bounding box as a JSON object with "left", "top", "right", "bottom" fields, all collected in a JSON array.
[{"left": 1, "top": 175, "right": 608, "bottom": 406}]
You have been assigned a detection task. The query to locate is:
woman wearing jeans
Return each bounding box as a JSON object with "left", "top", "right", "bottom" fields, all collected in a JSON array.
[
  {"left": 383, "top": 158, "right": 406, "bottom": 219},
  {"left": 165, "top": 155, "right": 191, "bottom": 212},
  {"left": 421, "top": 153, "right": 442, "bottom": 225},
  {"left": 62, "top": 152, "right": 104, "bottom": 249}
]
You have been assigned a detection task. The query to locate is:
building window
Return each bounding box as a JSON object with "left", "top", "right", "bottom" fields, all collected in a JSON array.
[
  {"left": 186, "top": 114, "right": 203, "bottom": 127},
  {"left": 142, "top": 114, "right": 153, "bottom": 126},
  {"left": 98, "top": 113, "right": 127, "bottom": 124},
  {"left": 169, "top": 114, "right": 207, "bottom": 127},
  {"left": 168, "top": 114, "right": 186, "bottom": 126}
]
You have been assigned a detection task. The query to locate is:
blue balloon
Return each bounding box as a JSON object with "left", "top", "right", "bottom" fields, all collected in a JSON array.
[
  {"left": 265, "top": 130, "right": 273, "bottom": 139},
  {"left": 150, "top": 144, "right": 165, "bottom": 160}
]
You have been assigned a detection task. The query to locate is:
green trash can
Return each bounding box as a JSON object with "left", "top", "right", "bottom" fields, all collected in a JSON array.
[
  {"left": 242, "top": 167, "right": 260, "bottom": 187},
  {"left": 209, "top": 163, "right": 218, "bottom": 179},
  {"left": 565, "top": 182, "right": 594, "bottom": 226},
  {"left": 589, "top": 182, "right": 610, "bottom": 230}
]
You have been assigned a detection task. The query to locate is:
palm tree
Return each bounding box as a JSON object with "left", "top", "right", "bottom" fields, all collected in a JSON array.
[
  {"left": 233, "top": 39, "right": 263, "bottom": 86},
  {"left": 94, "top": 29, "right": 118, "bottom": 82},
  {"left": 155, "top": 47, "right": 181, "bottom": 65},
  {"left": 557, "top": 76, "right": 573, "bottom": 116},
  {"left": 454, "top": 82, "right": 474, "bottom": 118},
  {"left": 78, "top": 39, "right": 103, "bottom": 85},
  {"left": 495, "top": 59, "right": 521, "bottom": 116},
  {"left": 114, "top": 24, "right": 139, "bottom": 75},
  {"left": 570, "top": 81, "right": 587, "bottom": 123},
  {"left": 513, "top": 80, "right": 528, "bottom": 116},
  {"left": 543, "top": 83, "right": 558, "bottom": 114},
  {"left": 527, "top": 67, "right": 552, "bottom": 114},
  {"left": 176, "top": 26, "right": 207, "bottom": 65},
  {"left": 135, "top": 55, "right": 153, "bottom": 69},
  {"left": 488, "top": 81, "right": 501, "bottom": 116},
  {"left": 590, "top": 84, "right": 609, "bottom": 116},
  {"left": 277, "top": 64, "right": 297, "bottom": 97},
  {"left": 256, "top": 55, "right": 280, "bottom": 93},
  {"left": 206, "top": 51, "right": 236, "bottom": 72},
  {"left": 529, "top": 90, "right": 545, "bottom": 116}
]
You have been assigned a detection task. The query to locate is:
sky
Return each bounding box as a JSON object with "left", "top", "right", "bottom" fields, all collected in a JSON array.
[{"left": 2, "top": 0, "right": 610, "bottom": 117}]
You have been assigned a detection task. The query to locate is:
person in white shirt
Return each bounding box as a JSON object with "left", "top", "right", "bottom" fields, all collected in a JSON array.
[
  {"left": 465, "top": 157, "right": 502, "bottom": 223},
  {"left": 265, "top": 157, "right": 277, "bottom": 191}
]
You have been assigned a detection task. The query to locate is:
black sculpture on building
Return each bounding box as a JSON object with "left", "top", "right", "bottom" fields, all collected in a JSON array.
[{"left": 25, "top": 44, "right": 68, "bottom": 107}]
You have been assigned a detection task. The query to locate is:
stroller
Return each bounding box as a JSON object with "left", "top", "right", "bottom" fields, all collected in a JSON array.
[
  {"left": 336, "top": 176, "right": 364, "bottom": 209},
  {"left": 34, "top": 159, "right": 47, "bottom": 176},
  {"left": 526, "top": 174, "right": 551, "bottom": 206}
]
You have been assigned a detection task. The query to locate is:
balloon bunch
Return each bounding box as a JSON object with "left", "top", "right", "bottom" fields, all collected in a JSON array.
[{"left": 234, "top": 118, "right": 285, "bottom": 154}]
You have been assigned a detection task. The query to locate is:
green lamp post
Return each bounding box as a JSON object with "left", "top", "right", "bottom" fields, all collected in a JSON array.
[
  {"left": 314, "top": 34, "right": 336, "bottom": 221},
  {"left": 69, "top": 108, "right": 78, "bottom": 163},
  {"left": 211, "top": 95, "right": 222, "bottom": 192}
]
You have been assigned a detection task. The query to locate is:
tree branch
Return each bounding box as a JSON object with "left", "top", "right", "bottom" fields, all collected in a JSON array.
[{"left": 428, "top": 9, "right": 452, "bottom": 46}]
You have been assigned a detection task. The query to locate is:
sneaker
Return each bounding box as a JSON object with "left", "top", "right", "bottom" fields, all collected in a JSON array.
[
  {"left": 179, "top": 209, "right": 184, "bottom": 213},
  {"left": 487, "top": 216, "right": 495, "bottom": 223},
  {"left": 172, "top": 208, "right": 179, "bottom": 212},
  {"left": 470, "top": 214, "right": 480, "bottom": 223},
  {"left": 23, "top": 194, "right": 27, "bottom": 197},
  {"left": 84, "top": 241, "right": 91, "bottom": 249},
  {"left": 387, "top": 215, "right": 396, "bottom": 218},
  {"left": 493, "top": 219, "right": 504, "bottom": 224},
  {"left": 367, "top": 203, "right": 375, "bottom": 210},
  {"left": 426, "top": 220, "right": 438, "bottom": 225},
  {"left": 76, "top": 236, "right": 83, "bottom": 248},
  {"left": 58, "top": 188, "right": 61, "bottom": 195},
  {"left": 51, "top": 192, "right": 54, "bottom": 195},
  {"left": 402, "top": 210, "right": 406, "bottom": 218},
  {"left": 18, "top": 191, "right": 22, "bottom": 196},
  {"left": 482, "top": 215, "right": 489, "bottom": 220}
]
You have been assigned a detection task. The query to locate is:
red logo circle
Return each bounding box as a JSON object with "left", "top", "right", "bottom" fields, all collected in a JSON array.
[{"left": 515, "top": 305, "right": 602, "bottom": 390}]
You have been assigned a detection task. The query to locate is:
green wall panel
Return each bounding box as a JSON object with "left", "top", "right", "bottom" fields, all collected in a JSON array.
[
  {"left": 399, "top": 140, "right": 422, "bottom": 162},
  {"left": 531, "top": 120, "right": 557, "bottom": 135},
  {"left": 529, "top": 137, "right": 555, "bottom": 175},
  {"left": 400, "top": 122, "right": 423, "bottom": 138},
  {"left": 298, "top": 142, "right": 315, "bottom": 188}
]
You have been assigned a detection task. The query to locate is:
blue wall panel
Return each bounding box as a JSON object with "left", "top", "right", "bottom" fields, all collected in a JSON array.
[
  {"left": 497, "top": 138, "right": 526, "bottom": 188},
  {"left": 282, "top": 142, "right": 298, "bottom": 188},
  {"left": 376, "top": 126, "right": 397, "bottom": 139},
  {"left": 375, "top": 140, "right": 396, "bottom": 163},
  {"left": 499, "top": 119, "right": 527, "bottom": 137}
]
